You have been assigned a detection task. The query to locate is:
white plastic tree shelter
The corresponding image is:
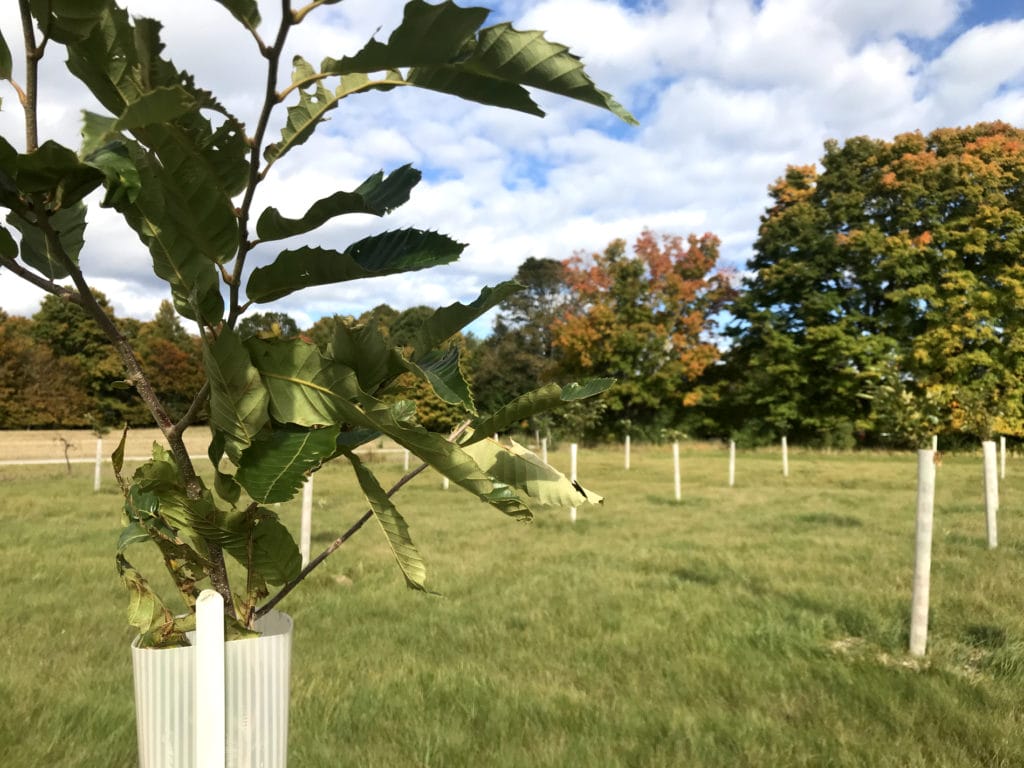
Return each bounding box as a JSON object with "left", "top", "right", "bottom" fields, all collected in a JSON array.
[
  {"left": 541, "top": 437, "right": 548, "bottom": 464},
  {"left": 931, "top": 435, "right": 938, "bottom": 451},
  {"left": 93, "top": 437, "right": 103, "bottom": 492},
  {"left": 196, "top": 589, "right": 226, "bottom": 768},
  {"left": 403, "top": 449, "right": 410, "bottom": 472},
  {"left": 624, "top": 434, "right": 631, "bottom": 470},
  {"left": 569, "top": 443, "right": 578, "bottom": 523},
  {"left": 909, "top": 449, "right": 936, "bottom": 657},
  {"left": 728, "top": 440, "right": 736, "bottom": 488},
  {"left": 1000, "top": 435, "right": 1006, "bottom": 479},
  {"left": 673, "top": 441, "right": 681, "bottom": 501},
  {"left": 300, "top": 476, "right": 313, "bottom": 567},
  {"left": 983, "top": 440, "right": 998, "bottom": 549},
  {"left": 781, "top": 436, "right": 789, "bottom": 478}
]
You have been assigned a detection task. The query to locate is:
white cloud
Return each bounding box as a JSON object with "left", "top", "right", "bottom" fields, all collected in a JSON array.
[
  {"left": 2, "top": 0, "right": 1023, "bottom": 337},
  {"left": 923, "top": 20, "right": 1024, "bottom": 115}
]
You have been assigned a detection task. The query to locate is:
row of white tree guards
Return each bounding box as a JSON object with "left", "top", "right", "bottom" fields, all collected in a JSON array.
[{"left": 117, "top": 431, "right": 1005, "bottom": 764}]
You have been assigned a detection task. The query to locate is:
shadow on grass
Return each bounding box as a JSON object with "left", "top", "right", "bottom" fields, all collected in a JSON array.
[
  {"left": 963, "top": 624, "right": 1007, "bottom": 649},
  {"left": 670, "top": 566, "right": 720, "bottom": 586},
  {"left": 796, "top": 513, "right": 864, "bottom": 528}
]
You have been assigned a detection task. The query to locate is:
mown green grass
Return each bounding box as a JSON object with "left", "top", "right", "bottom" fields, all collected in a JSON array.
[{"left": 2, "top": 444, "right": 1024, "bottom": 766}]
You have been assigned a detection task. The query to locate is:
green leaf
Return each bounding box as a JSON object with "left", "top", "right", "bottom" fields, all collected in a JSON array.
[
  {"left": 246, "top": 229, "right": 465, "bottom": 303},
  {"left": 247, "top": 337, "right": 361, "bottom": 427},
  {"left": 112, "top": 425, "right": 128, "bottom": 488},
  {"left": 236, "top": 425, "right": 339, "bottom": 504},
  {"left": 406, "top": 65, "right": 541, "bottom": 115},
  {"left": 411, "top": 281, "right": 521, "bottom": 358},
  {"left": 203, "top": 328, "right": 271, "bottom": 464},
  {"left": 29, "top": 0, "right": 107, "bottom": 43},
  {"left": 65, "top": 5, "right": 248, "bottom": 306},
  {"left": 264, "top": 78, "right": 338, "bottom": 164},
  {"left": 116, "top": 554, "right": 189, "bottom": 648},
  {"left": 239, "top": 510, "right": 302, "bottom": 586},
  {"left": 83, "top": 139, "right": 142, "bottom": 209},
  {"left": 114, "top": 85, "right": 196, "bottom": 131},
  {"left": 7, "top": 202, "right": 87, "bottom": 279},
  {"left": 410, "top": 22, "right": 638, "bottom": 124},
  {"left": 208, "top": 431, "right": 242, "bottom": 505},
  {"left": 15, "top": 140, "right": 104, "bottom": 206},
  {"left": 246, "top": 337, "right": 533, "bottom": 519},
  {"left": 0, "top": 27, "right": 13, "bottom": 81},
  {"left": 330, "top": 318, "right": 406, "bottom": 394},
  {"left": 212, "top": 0, "right": 261, "bottom": 29},
  {"left": 346, "top": 452, "right": 427, "bottom": 591},
  {"left": 467, "top": 379, "right": 615, "bottom": 444},
  {"left": 255, "top": 164, "right": 421, "bottom": 241},
  {"left": 0, "top": 227, "right": 16, "bottom": 259},
  {"left": 462, "top": 437, "right": 602, "bottom": 509},
  {"left": 321, "top": 1, "right": 490, "bottom": 74},
  {"left": 405, "top": 347, "right": 475, "bottom": 412},
  {"left": 561, "top": 378, "right": 617, "bottom": 400},
  {"left": 117, "top": 522, "right": 151, "bottom": 554}
]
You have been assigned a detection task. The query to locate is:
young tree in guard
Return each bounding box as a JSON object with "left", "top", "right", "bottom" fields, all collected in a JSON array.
[{"left": 0, "top": 0, "right": 632, "bottom": 646}]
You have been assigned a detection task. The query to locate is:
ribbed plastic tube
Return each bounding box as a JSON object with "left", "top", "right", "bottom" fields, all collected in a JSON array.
[{"left": 131, "top": 611, "right": 293, "bottom": 768}]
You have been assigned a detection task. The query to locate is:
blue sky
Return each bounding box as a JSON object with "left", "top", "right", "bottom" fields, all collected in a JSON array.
[{"left": 2, "top": 0, "right": 1024, "bottom": 337}]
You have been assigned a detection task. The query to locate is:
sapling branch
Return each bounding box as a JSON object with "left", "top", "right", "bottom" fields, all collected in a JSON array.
[
  {"left": 0, "top": 254, "right": 79, "bottom": 301},
  {"left": 228, "top": 0, "right": 294, "bottom": 329},
  {"left": 17, "top": 0, "right": 39, "bottom": 152}
]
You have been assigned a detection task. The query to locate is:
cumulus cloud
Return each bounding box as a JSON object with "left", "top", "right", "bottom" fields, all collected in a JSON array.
[{"left": 1, "top": 0, "right": 1022, "bottom": 334}]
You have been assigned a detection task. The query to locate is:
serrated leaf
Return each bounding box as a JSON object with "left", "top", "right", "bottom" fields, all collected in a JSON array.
[
  {"left": 212, "top": 0, "right": 261, "bottom": 29},
  {"left": 236, "top": 425, "right": 339, "bottom": 504},
  {"left": 463, "top": 437, "right": 602, "bottom": 509},
  {"left": 7, "top": 202, "right": 87, "bottom": 279},
  {"left": 256, "top": 164, "right": 421, "bottom": 241},
  {"left": 561, "top": 378, "right": 616, "bottom": 400},
  {"left": 246, "top": 229, "right": 465, "bottom": 303},
  {"left": 346, "top": 452, "right": 427, "bottom": 591},
  {"left": 321, "top": 1, "right": 489, "bottom": 75},
  {"left": 203, "top": 328, "right": 270, "bottom": 464},
  {"left": 466, "top": 379, "right": 614, "bottom": 444},
  {"left": 114, "top": 85, "right": 196, "bottom": 131},
  {"left": 406, "top": 65, "right": 542, "bottom": 115},
  {"left": 264, "top": 80, "right": 337, "bottom": 163},
  {"left": 411, "top": 281, "right": 521, "bottom": 358},
  {"left": 410, "top": 22, "right": 637, "bottom": 124}
]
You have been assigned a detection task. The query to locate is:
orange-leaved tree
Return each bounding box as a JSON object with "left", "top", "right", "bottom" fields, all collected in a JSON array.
[{"left": 551, "top": 230, "right": 734, "bottom": 438}]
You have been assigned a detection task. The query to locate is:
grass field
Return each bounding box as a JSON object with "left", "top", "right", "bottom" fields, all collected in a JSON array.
[{"left": 2, "top": 437, "right": 1024, "bottom": 767}]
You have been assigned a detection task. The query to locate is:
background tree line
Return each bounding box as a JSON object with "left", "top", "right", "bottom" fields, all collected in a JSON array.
[{"left": 3, "top": 121, "right": 1022, "bottom": 449}]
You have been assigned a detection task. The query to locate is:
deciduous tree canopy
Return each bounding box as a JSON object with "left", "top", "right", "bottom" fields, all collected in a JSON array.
[
  {"left": 715, "top": 121, "right": 1024, "bottom": 447},
  {"left": 552, "top": 230, "right": 733, "bottom": 438}
]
